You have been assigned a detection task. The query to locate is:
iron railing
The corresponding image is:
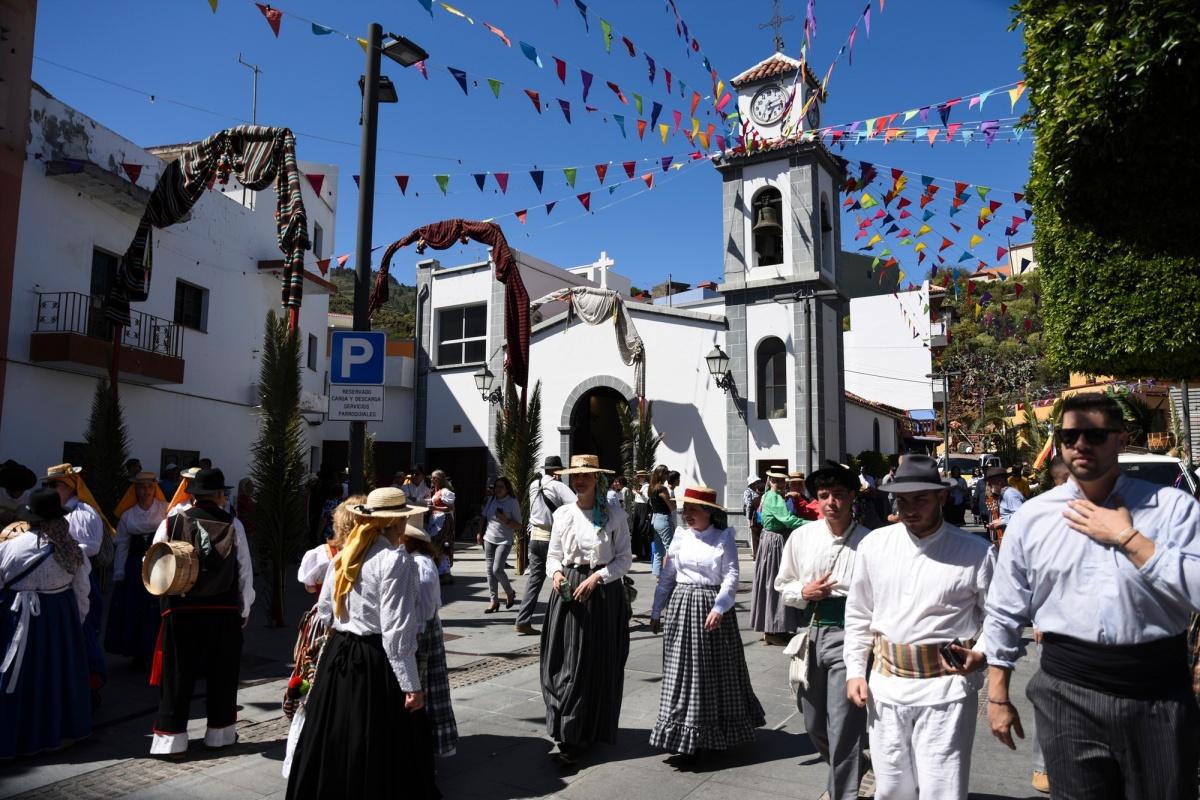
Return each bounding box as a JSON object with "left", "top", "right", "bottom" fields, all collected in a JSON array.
[{"left": 35, "top": 292, "right": 184, "bottom": 359}]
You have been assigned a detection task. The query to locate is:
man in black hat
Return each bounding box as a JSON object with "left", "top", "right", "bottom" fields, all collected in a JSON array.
[
  {"left": 148, "top": 467, "right": 254, "bottom": 758},
  {"left": 0, "top": 460, "right": 38, "bottom": 527},
  {"left": 842, "top": 454, "right": 994, "bottom": 799},
  {"left": 515, "top": 456, "right": 576, "bottom": 636},
  {"left": 775, "top": 462, "right": 872, "bottom": 800}
]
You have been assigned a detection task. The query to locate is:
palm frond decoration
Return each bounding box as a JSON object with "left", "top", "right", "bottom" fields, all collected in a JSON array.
[
  {"left": 617, "top": 400, "right": 663, "bottom": 478},
  {"left": 249, "top": 312, "right": 309, "bottom": 627},
  {"left": 496, "top": 379, "right": 542, "bottom": 574}
]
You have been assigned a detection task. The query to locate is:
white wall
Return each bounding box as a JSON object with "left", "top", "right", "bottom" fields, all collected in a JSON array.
[
  {"left": 744, "top": 300, "right": 796, "bottom": 465},
  {"left": 843, "top": 285, "right": 934, "bottom": 412},
  {"left": 1, "top": 89, "right": 334, "bottom": 481},
  {"left": 845, "top": 402, "right": 899, "bottom": 455}
]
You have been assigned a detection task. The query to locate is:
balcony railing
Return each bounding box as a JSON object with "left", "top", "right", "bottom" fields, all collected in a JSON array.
[{"left": 35, "top": 292, "right": 183, "bottom": 359}]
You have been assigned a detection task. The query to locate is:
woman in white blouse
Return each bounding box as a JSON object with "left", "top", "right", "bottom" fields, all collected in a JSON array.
[
  {"left": 649, "top": 486, "right": 764, "bottom": 758},
  {"left": 285, "top": 487, "right": 439, "bottom": 799},
  {"left": 541, "top": 454, "right": 633, "bottom": 766}
]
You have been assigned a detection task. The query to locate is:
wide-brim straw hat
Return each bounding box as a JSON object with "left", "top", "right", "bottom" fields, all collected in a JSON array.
[
  {"left": 44, "top": 463, "right": 82, "bottom": 483},
  {"left": 353, "top": 486, "right": 427, "bottom": 519},
  {"left": 883, "top": 455, "right": 955, "bottom": 494},
  {"left": 787, "top": 471, "right": 805, "bottom": 481},
  {"left": 764, "top": 469, "right": 789, "bottom": 480},
  {"left": 403, "top": 522, "right": 432, "bottom": 542},
  {"left": 132, "top": 471, "right": 158, "bottom": 483},
  {"left": 675, "top": 485, "right": 725, "bottom": 511},
  {"left": 555, "top": 454, "right": 615, "bottom": 475}
]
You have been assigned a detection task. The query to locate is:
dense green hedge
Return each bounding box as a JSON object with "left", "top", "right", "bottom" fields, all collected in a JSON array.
[{"left": 1016, "top": 0, "right": 1200, "bottom": 379}]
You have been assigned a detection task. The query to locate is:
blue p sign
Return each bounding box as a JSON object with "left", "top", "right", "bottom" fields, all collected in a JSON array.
[{"left": 330, "top": 331, "right": 386, "bottom": 385}]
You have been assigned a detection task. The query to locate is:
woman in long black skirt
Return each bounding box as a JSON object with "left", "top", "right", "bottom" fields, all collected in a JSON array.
[
  {"left": 541, "top": 454, "right": 633, "bottom": 766},
  {"left": 285, "top": 487, "right": 439, "bottom": 800},
  {"left": 650, "top": 486, "right": 764, "bottom": 757}
]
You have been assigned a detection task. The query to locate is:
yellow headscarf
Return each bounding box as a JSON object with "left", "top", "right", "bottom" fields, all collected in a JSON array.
[
  {"left": 114, "top": 481, "right": 167, "bottom": 518},
  {"left": 167, "top": 478, "right": 192, "bottom": 513},
  {"left": 59, "top": 473, "right": 117, "bottom": 538},
  {"left": 332, "top": 519, "right": 387, "bottom": 618}
]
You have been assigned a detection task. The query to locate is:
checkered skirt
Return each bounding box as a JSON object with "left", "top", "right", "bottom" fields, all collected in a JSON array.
[
  {"left": 417, "top": 617, "right": 458, "bottom": 757},
  {"left": 650, "top": 584, "right": 765, "bottom": 754}
]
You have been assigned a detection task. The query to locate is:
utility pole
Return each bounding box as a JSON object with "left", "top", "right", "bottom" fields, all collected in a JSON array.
[
  {"left": 237, "top": 54, "right": 262, "bottom": 207},
  {"left": 927, "top": 370, "right": 961, "bottom": 466}
]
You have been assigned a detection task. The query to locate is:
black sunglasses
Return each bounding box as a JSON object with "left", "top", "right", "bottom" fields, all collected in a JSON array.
[{"left": 1055, "top": 427, "right": 1121, "bottom": 447}]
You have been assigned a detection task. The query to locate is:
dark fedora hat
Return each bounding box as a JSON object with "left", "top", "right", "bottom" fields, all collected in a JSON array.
[
  {"left": 543, "top": 455, "right": 564, "bottom": 470},
  {"left": 0, "top": 460, "right": 37, "bottom": 493},
  {"left": 188, "top": 467, "right": 232, "bottom": 496},
  {"left": 22, "top": 488, "right": 68, "bottom": 523},
  {"left": 806, "top": 460, "right": 860, "bottom": 497},
  {"left": 883, "top": 455, "right": 952, "bottom": 494}
]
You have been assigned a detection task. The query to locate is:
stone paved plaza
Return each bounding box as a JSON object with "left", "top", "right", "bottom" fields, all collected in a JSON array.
[{"left": 0, "top": 538, "right": 1045, "bottom": 800}]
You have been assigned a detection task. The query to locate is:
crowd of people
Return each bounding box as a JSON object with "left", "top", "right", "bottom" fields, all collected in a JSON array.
[{"left": 1, "top": 390, "right": 1198, "bottom": 800}]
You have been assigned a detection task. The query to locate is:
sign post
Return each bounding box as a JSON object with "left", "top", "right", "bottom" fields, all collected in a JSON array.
[{"left": 331, "top": 330, "right": 386, "bottom": 492}]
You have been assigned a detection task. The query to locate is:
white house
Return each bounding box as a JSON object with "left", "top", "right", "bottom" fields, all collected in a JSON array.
[
  {"left": 844, "top": 391, "right": 904, "bottom": 455},
  {"left": 0, "top": 85, "right": 337, "bottom": 482},
  {"left": 842, "top": 282, "right": 937, "bottom": 412}
]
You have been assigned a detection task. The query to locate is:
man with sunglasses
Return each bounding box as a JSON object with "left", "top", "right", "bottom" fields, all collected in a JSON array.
[{"left": 985, "top": 393, "right": 1200, "bottom": 799}]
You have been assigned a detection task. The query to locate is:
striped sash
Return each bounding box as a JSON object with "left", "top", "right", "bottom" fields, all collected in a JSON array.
[{"left": 872, "top": 634, "right": 976, "bottom": 679}]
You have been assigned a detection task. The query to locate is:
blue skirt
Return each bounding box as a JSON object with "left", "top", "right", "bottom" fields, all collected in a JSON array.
[
  {"left": 105, "top": 535, "right": 159, "bottom": 660},
  {"left": 0, "top": 587, "right": 92, "bottom": 758}
]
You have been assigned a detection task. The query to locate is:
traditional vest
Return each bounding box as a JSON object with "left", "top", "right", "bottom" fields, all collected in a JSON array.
[{"left": 165, "top": 501, "right": 240, "bottom": 609}]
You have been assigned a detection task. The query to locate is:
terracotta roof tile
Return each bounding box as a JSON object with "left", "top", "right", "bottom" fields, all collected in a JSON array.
[{"left": 730, "top": 52, "right": 821, "bottom": 90}]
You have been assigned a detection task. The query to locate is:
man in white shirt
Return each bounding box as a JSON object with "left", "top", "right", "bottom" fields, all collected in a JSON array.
[
  {"left": 775, "top": 462, "right": 871, "bottom": 800},
  {"left": 843, "top": 454, "right": 994, "bottom": 799},
  {"left": 515, "top": 456, "right": 576, "bottom": 636}
]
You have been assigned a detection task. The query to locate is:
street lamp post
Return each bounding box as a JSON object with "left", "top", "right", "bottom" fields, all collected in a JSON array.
[
  {"left": 348, "top": 25, "right": 428, "bottom": 494},
  {"left": 926, "top": 370, "right": 961, "bottom": 466}
]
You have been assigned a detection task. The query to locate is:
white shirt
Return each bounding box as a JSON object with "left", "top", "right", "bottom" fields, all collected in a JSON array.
[
  {"left": 528, "top": 474, "right": 576, "bottom": 529},
  {"left": 0, "top": 529, "right": 91, "bottom": 619},
  {"left": 153, "top": 500, "right": 193, "bottom": 543},
  {"left": 152, "top": 505, "right": 256, "bottom": 618},
  {"left": 405, "top": 482, "right": 432, "bottom": 506},
  {"left": 775, "top": 519, "right": 871, "bottom": 609},
  {"left": 317, "top": 538, "right": 422, "bottom": 691},
  {"left": 298, "top": 542, "right": 335, "bottom": 589},
  {"left": 843, "top": 522, "right": 994, "bottom": 706},
  {"left": 413, "top": 552, "right": 441, "bottom": 622},
  {"left": 482, "top": 495, "right": 522, "bottom": 545},
  {"left": 64, "top": 496, "right": 103, "bottom": 558},
  {"left": 546, "top": 499, "right": 633, "bottom": 585},
  {"left": 113, "top": 499, "right": 167, "bottom": 581},
  {"left": 651, "top": 525, "right": 739, "bottom": 619}
]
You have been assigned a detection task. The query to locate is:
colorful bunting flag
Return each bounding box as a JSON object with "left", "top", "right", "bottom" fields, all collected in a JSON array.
[
  {"left": 595, "top": 164, "right": 608, "bottom": 184},
  {"left": 558, "top": 98, "right": 572, "bottom": 122},
  {"left": 519, "top": 41, "right": 543, "bottom": 68},
  {"left": 563, "top": 167, "right": 577, "bottom": 187},
  {"left": 448, "top": 67, "right": 469, "bottom": 95},
  {"left": 621, "top": 35, "right": 636, "bottom": 57},
  {"left": 516, "top": 209, "right": 528, "bottom": 224},
  {"left": 574, "top": 0, "right": 589, "bottom": 30},
  {"left": 440, "top": 3, "right": 473, "bottom": 23},
  {"left": 661, "top": 156, "right": 673, "bottom": 172},
  {"left": 487, "top": 78, "right": 502, "bottom": 98},
  {"left": 312, "top": 23, "right": 332, "bottom": 34},
  {"left": 121, "top": 163, "right": 143, "bottom": 183},
  {"left": 606, "top": 81, "right": 627, "bottom": 104},
  {"left": 395, "top": 175, "right": 409, "bottom": 195},
  {"left": 577, "top": 192, "right": 591, "bottom": 210},
  {"left": 435, "top": 175, "right": 449, "bottom": 195},
  {"left": 494, "top": 173, "right": 509, "bottom": 193},
  {"left": 646, "top": 54, "right": 656, "bottom": 83},
  {"left": 642, "top": 172, "right": 654, "bottom": 189},
  {"left": 623, "top": 161, "right": 636, "bottom": 178},
  {"left": 546, "top": 200, "right": 557, "bottom": 214},
  {"left": 473, "top": 174, "right": 486, "bottom": 191},
  {"left": 659, "top": 124, "right": 669, "bottom": 144},
  {"left": 599, "top": 18, "right": 612, "bottom": 51},
  {"left": 305, "top": 174, "right": 324, "bottom": 195},
  {"left": 633, "top": 93, "right": 643, "bottom": 114},
  {"left": 581, "top": 70, "right": 594, "bottom": 102},
  {"left": 1008, "top": 81, "right": 1026, "bottom": 111},
  {"left": 483, "top": 22, "right": 511, "bottom": 46},
  {"left": 524, "top": 89, "right": 542, "bottom": 112},
  {"left": 255, "top": 3, "right": 282, "bottom": 36},
  {"left": 530, "top": 170, "right": 544, "bottom": 192},
  {"left": 554, "top": 57, "right": 567, "bottom": 84},
  {"left": 636, "top": 119, "right": 647, "bottom": 139},
  {"left": 614, "top": 114, "right": 626, "bottom": 137},
  {"left": 208, "top": 0, "right": 218, "bottom": 11}
]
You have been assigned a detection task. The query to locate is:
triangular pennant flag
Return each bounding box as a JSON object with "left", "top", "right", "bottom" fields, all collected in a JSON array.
[
  {"left": 416, "top": 0, "right": 433, "bottom": 16},
  {"left": 121, "top": 163, "right": 143, "bottom": 183},
  {"left": 435, "top": 175, "right": 449, "bottom": 195},
  {"left": 623, "top": 161, "right": 636, "bottom": 178},
  {"left": 636, "top": 119, "right": 647, "bottom": 139},
  {"left": 646, "top": 54, "right": 656, "bottom": 83},
  {"left": 939, "top": 237, "right": 953, "bottom": 252},
  {"left": 487, "top": 78, "right": 502, "bottom": 98},
  {"left": 690, "top": 91, "right": 701, "bottom": 117},
  {"left": 558, "top": 98, "right": 572, "bottom": 123},
  {"left": 352, "top": 175, "right": 360, "bottom": 188},
  {"left": 524, "top": 89, "right": 542, "bottom": 112},
  {"left": 661, "top": 156, "right": 673, "bottom": 172},
  {"left": 1013, "top": 191, "right": 1025, "bottom": 204},
  {"left": 415, "top": 60, "right": 428, "bottom": 80},
  {"left": 546, "top": 200, "right": 557, "bottom": 215},
  {"left": 945, "top": 122, "right": 962, "bottom": 142},
  {"left": 614, "top": 114, "right": 626, "bottom": 137},
  {"left": 255, "top": 3, "right": 282, "bottom": 36},
  {"left": 448, "top": 67, "right": 469, "bottom": 95},
  {"left": 440, "top": 3, "right": 473, "bottom": 23},
  {"left": 554, "top": 57, "right": 567, "bottom": 84},
  {"left": 864, "top": 233, "right": 882, "bottom": 248},
  {"left": 996, "top": 246, "right": 1008, "bottom": 261},
  {"left": 607, "top": 81, "right": 628, "bottom": 104},
  {"left": 633, "top": 93, "right": 643, "bottom": 115},
  {"left": 494, "top": 173, "right": 509, "bottom": 193},
  {"left": 969, "top": 234, "right": 983, "bottom": 249},
  {"left": 395, "top": 175, "right": 409, "bottom": 195},
  {"left": 664, "top": 69, "right": 672, "bottom": 94},
  {"left": 519, "top": 41, "right": 543, "bottom": 68},
  {"left": 311, "top": 22, "right": 332, "bottom": 34},
  {"left": 473, "top": 174, "right": 486, "bottom": 191},
  {"left": 859, "top": 193, "right": 877, "bottom": 209},
  {"left": 622, "top": 36, "right": 636, "bottom": 57},
  {"left": 208, "top": 0, "right": 218, "bottom": 11},
  {"left": 305, "top": 174, "right": 324, "bottom": 195},
  {"left": 599, "top": 18, "right": 613, "bottom": 51},
  {"left": 516, "top": 209, "right": 528, "bottom": 224},
  {"left": 958, "top": 251, "right": 975, "bottom": 263},
  {"left": 577, "top": 191, "right": 591, "bottom": 210},
  {"left": 659, "top": 124, "right": 669, "bottom": 144},
  {"left": 574, "top": 0, "right": 589, "bottom": 30},
  {"left": 316, "top": 258, "right": 330, "bottom": 276},
  {"left": 336, "top": 254, "right": 350, "bottom": 269},
  {"left": 563, "top": 167, "right": 577, "bottom": 187},
  {"left": 649, "top": 101, "right": 663, "bottom": 130},
  {"left": 976, "top": 185, "right": 991, "bottom": 202},
  {"left": 483, "top": 22, "right": 511, "bottom": 46},
  {"left": 673, "top": 109, "right": 682, "bottom": 132},
  {"left": 580, "top": 69, "right": 594, "bottom": 102},
  {"left": 916, "top": 224, "right": 932, "bottom": 236},
  {"left": 530, "top": 170, "right": 544, "bottom": 192},
  {"left": 594, "top": 164, "right": 608, "bottom": 184},
  {"left": 1008, "top": 81, "right": 1026, "bottom": 111},
  {"left": 642, "top": 173, "right": 654, "bottom": 189}
]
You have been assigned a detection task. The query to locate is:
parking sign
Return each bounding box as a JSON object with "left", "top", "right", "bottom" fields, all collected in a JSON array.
[{"left": 330, "top": 330, "right": 386, "bottom": 385}]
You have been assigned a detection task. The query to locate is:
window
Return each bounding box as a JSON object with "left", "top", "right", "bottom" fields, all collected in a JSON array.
[
  {"left": 307, "top": 333, "right": 318, "bottom": 371},
  {"left": 436, "top": 304, "right": 487, "bottom": 366},
  {"left": 312, "top": 222, "right": 324, "bottom": 259},
  {"left": 160, "top": 448, "right": 200, "bottom": 474},
  {"left": 820, "top": 194, "right": 835, "bottom": 275},
  {"left": 756, "top": 337, "right": 788, "bottom": 419},
  {"left": 89, "top": 248, "right": 119, "bottom": 339},
  {"left": 751, "top": 187, "right": 784, "bottom": 267},
  {"left": 872, "top": 418, "right": 881, "bottom": 452},
  {"left": 173, "top": 280, "right": 208, "bottom": 332}
]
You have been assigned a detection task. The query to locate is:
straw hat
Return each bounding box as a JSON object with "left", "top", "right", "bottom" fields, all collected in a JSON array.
[
  {"left": 352, "top": 486, "right": 427, "bottom": 519},
  {"left": 132, "top": 471, "right": 158, "bottom": 483},
  {"left": 764, "top": 468, "right": 789, "bottom": 480},
  {"left": 554, "top": 454, "right": 615, "bottom": 475},
  {"left": 44, "top": 463, "right": 83, "bottom": 483},
  {"left": 675, "top": 486, "right": 725, "bottom": 511},
  {"left": 787, "top": 471, "right": 806, "bottom": 481},
  {"left": 403, "top": 522, "right": 432, "bottom": 543},
  {"left": 180, "top": 467, "right": 201, "bottom": 480}
]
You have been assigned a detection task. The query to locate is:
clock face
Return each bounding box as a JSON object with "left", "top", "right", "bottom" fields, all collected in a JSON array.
[
  {"left": 806, "top": 101, "right": 821, "bottom": 131},
  {"left": 750, "top": 85, "right": 787, "bottom": 126}
]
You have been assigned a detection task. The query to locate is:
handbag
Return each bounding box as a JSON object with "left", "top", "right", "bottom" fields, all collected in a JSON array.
[
  {"left": 783, "top": 628, "right": 813, "bottom": 694},
  {"left": 93, "top": 527, "right": 116, "bottom": 569}
]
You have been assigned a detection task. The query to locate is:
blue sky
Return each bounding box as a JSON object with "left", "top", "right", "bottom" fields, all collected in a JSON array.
[{"left": 32, "top": 0, "right": 1030, "bottom": 288}]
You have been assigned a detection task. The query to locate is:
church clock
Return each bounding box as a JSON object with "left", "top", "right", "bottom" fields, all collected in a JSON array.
[{"left": 750, "top": 84, "right": 787, "bottom": 126}]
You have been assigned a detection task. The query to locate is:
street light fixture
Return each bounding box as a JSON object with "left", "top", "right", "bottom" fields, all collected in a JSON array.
[
  {"left": 474, "top": 365, "right": 503, "bottom": 405},
  {"left": 705, "top": 345, "right": 734, "bottom": 393},
  {"left": 347, "top": 24, "right": 427, "bottom": 495}
]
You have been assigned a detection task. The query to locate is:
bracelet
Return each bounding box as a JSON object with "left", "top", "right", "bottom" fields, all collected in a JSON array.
[
  {"left": 1117, "top": 527, "right": 1138, "bottom": 548},
  {"left": 987, "top": 698, "right": 1012, "bottom": 706}
]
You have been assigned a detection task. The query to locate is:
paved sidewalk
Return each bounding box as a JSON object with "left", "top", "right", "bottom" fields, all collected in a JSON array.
[{"left": 0, "top": 539, "right": 1046, "bottom": 800}]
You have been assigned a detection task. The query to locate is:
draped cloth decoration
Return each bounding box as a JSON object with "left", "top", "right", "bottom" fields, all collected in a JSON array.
[
  {"left": 529, "top": 287, "right": 645, "bottom": 399},
  {"left": 110, "top": 125, "right": 310, "bottom": 328},
  {"left": 372, "top": 219, "right": 530, "bottom": 388}
]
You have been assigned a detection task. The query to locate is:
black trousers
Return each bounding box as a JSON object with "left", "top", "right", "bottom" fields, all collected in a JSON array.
[
  {"left": 155, "top": 610, "right": 243, "bottom": 734},
  {"left": 1027, "top": 669, "right": 1199, "bottom": 800}
]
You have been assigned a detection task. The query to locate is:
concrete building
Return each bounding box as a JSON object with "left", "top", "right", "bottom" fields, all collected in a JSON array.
[
  {"left": 842, "top": 282, "right": 937, "bottom": 412},
  {"left": 845, "top": 391, "right": 904, "bottom": 455},
  {"left": 0, "top": 85, "right": 337, "bottom": 482}
]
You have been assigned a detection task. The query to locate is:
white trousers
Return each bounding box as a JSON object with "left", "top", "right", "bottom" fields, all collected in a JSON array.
[{"left": 867, "top": 694, "right": 977, "bottom": 800}]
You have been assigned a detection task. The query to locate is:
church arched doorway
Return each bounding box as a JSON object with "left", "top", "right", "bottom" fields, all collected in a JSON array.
[{"left": 569, "top": 387, "right": 628, "bottom": 473}]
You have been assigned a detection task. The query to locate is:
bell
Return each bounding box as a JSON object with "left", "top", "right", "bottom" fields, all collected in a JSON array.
[{"left": 753, "top": 204, "right": 783, "bottom": 234}]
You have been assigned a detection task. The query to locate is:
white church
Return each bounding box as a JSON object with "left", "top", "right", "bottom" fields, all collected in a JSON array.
[{"left": 398, "top": 52, "right": 903, "bottom": 523}]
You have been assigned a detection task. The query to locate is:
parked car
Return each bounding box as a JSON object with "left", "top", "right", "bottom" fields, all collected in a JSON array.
[{"left": 1117, "top": 452, "right": 1199, "bottom": 496}]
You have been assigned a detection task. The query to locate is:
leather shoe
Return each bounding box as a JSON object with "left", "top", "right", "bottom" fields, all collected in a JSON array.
[
  {"left": 515, "top": 624, "right": 539, "bottom": 635},
  {"left": 1032, "top": 771, "right": 1050, "bottom": 794}
]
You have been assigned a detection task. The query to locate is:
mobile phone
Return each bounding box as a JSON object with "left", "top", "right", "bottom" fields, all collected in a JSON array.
[{"left": 940, "top": 638, "right": 965, "bottom": 669}]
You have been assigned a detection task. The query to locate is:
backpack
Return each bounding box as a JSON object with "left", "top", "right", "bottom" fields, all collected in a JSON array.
[{"left": 168, "top": 510, "right": 238, "bottom": 598}]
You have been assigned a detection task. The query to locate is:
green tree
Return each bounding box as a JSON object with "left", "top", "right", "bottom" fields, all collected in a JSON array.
[
  {"left": 249, "top": 312, "right": 309, "bottom": 627},
  {"left": 1014, "top": 0, "right": 1200, "bottom": 378},
  {"left": 617, "top": 400, "right": 664, "bottom": 479},
  {"left": 495, "top": 380, "right": 542, "bottom": 574},
  {"left": 81, "top": 378, "right": 129, "bottom": 526}
]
